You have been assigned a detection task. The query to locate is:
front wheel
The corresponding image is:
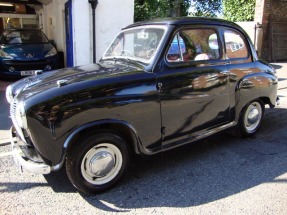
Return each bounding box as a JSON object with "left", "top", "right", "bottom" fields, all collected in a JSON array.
[
  {"left": 233, "top": 100, "right": 264, "bottom": 137},
  {"left": 66, "top": 132, "right": 129, "bottom": 194}
]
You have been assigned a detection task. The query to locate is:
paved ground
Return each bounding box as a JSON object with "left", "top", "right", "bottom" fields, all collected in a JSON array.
[
  {"left": 271, "top": 62, "right": 287, "bottom": 90},
  {"left": 0, "top": 63, "right": 287, "bottom": 214}
]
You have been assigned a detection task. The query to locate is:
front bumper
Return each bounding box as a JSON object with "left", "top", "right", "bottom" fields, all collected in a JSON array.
[
  {"left": 0, "top": 56, "right": 58, "bottom": 78},
  {"left": 276, "top": 96, "right": 280, "bottom": 106},
  {"left": 10, "top": 126, "right": 51, "bottom": 174}
]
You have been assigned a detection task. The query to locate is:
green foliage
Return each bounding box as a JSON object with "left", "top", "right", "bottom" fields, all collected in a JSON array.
[
  {"left": 223, "top": 0, "right": 255, "bottom": 21},
  {"left": 134, "top": 0, "right": 173, "bottom": 22},
  {"left": 189, "top": 0, "right": 222, "bottom": 18},
  {"left": 134, "top": 0, "right": 222, "bottom": 22}
]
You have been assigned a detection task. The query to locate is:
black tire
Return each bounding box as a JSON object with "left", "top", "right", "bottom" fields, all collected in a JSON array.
[
  {"left": 66, "top": 132, "right": 129, "bottom": 194},
  {"left": 232, "top": 100, "right": 264, "bottom": 138}
]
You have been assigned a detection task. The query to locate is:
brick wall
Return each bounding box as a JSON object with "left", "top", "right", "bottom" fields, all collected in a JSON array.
[{"left": 255, "top": 0, "right": 287, "bottom": 61}]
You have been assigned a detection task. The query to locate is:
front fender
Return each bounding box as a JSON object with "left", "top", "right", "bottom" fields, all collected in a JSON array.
[{"left": 51, "top": 119, "right": 143, "bottom": 169}]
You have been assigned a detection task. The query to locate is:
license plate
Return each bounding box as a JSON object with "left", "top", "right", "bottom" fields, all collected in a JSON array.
[{"left": 21, "top": 70, "right": 42, "bottom": 76}]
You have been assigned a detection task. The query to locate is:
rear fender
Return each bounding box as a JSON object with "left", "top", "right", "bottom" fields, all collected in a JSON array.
[
  {"left": 234, "top": 71, "right": 278, "bottom": 122},
  {"left": 234, "top": 74, "right": 260, "bottom": 122}
]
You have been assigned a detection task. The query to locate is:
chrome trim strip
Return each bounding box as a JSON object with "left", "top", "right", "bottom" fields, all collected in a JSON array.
[{"left": 162, "top": 122, "right": 236, "bottom": 150}]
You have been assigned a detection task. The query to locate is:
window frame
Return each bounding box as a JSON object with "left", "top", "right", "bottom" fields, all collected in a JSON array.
[
  {"left": 221, "top": 27, "right": 252, "bottom": 62},
  {"left": 164, "top": 26, "right": 223, "bottom": 66}
]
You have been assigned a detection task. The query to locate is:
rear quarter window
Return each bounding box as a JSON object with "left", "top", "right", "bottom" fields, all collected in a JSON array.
[{"left": 224, "top": 29, "right": 249, "bottom": 59}]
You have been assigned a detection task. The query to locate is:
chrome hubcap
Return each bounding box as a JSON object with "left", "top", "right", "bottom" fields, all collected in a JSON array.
[
  {"left": 247, "top": 107, "right": 259, "bottom": 125},
  {"left": 81, "top": 143, "right": 123, "bottom": 185},
  {"left": 89, "top": 151, "right": 115, "bottom": 177},
  {"left": 244, "top": 102, "right": 262, "bottom": 133}
]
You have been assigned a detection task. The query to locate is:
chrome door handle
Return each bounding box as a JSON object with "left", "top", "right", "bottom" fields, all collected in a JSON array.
[{"left": 219, "top": 71, "right": 228, "bottom": 75}]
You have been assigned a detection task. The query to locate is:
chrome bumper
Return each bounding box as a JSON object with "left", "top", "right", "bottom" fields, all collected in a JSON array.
[
  {"left": 276, "top": 96, "right": 280, "bottom": 106},
  {"left": 10, "top": 126, "right": 51, "bottom": 174}
]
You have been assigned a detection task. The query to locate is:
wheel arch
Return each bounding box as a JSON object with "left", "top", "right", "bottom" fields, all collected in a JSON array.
[{"left": 62, "top": 119, "right": 143, "bottom": 162}]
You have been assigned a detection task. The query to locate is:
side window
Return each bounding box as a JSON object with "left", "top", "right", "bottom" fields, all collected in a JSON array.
[
  {"left": 167, "top": 34, "right": 181, "bottom": 62},
  {"left": 224, "top": 29, "right": 248, "bottom": 59},
  {"left": 166, "top": 28, "right": 220, "bottom": 63}
]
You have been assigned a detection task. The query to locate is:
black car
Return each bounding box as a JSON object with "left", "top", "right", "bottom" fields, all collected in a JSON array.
[
  {"left": 6, "top": 17, "right": 279, "bottom": 194},
  {"left": 0, "top": 28, "right": 58, "bottom": 78}
]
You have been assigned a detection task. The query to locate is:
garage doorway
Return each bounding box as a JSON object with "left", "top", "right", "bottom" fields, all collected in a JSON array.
[{"left": 270, "top": 21, "right": 287, "bottom": 62}]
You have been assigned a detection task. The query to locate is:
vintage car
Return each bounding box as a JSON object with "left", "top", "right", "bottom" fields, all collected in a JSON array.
[
  {"left": 6, "top": 17, "right": 278, "bottom": 194},
  {"left": 0, "top": 28, "right": 58, "bottom": 78}
]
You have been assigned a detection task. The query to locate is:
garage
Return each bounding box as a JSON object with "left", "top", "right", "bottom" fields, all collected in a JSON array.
[
  {"left": 255, "top": 0, "right": 287, "bottom": 61},
  {"left": 0, "top": 0, "right": 134, "bottom": 68}
]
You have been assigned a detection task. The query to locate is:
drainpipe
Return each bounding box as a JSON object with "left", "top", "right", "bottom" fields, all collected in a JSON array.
[
  {"left": 254, "top": 22, "right": 262, "bottom": 57},
  {"left": 88, "top": 0, "right": 98, "bottom": 63}
]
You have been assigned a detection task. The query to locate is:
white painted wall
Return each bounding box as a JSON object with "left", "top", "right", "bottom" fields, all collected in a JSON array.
[
  {"left": 37, "top": 0, "right": 134, "bottom": 67},
  {"left": 72, "top": 1, "right": 91, "bottom": 65},
  {"left": 236, "top": 22, "right": 256, "bottom": 45},
  {"left": 96, "top": 0, "right": 134, "bottom": 62}
]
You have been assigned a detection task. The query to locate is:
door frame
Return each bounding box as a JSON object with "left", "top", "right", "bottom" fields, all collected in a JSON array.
[{"left": 65, "top": 0, "right": 74, "bottom": 67}]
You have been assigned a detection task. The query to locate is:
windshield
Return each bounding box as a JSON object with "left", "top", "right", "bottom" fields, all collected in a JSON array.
[
  {"left": 103, "top": 26, "right": 167, "bottom": 63},
  {"left": 0, "top": 30, "right": 49, "bottom": 44}
]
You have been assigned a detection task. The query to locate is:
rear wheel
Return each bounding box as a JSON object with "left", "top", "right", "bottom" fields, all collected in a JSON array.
[
  {"left": 66, "top": 132, "right": 129, "bottom": 194},
  {"left": 233, "top": 100, "right": 264, "bottom": 137}
]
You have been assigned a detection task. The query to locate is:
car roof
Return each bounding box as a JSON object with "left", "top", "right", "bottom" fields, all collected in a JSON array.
[{"left": 124, "top": 17, "right": 241, "bottom": 30}]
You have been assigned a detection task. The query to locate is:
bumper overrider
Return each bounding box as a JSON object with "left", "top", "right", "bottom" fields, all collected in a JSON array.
[
  {"left": 10, "top": 126, "right": 51, "bottom": 174},
  {"left": 276, "top": 96, "right": 280, "bottom": 106}
]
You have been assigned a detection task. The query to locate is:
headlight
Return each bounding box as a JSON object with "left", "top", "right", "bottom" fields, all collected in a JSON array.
[
  {"left": 45, "top": 47, "right": 57, "bottom": 57},
  {"left": 0, "top": 49, "right": 13, "bottom": 59},
  {"left": 5, "top": 85, "right": 13, "bottom": 104},
  {"left": 15, "top": 101, "right": 27, "bottom": 129}
]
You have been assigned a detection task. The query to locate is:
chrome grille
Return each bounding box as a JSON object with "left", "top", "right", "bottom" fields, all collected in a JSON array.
[
  {"left": 10, "top": 99, "right": 26, "bottom": 142},
  {"left": 3, "top": 59, "right": 52, "bottom": 71},
  {"left": 10, "top": 100, "right": 17, "bottom": 119}
]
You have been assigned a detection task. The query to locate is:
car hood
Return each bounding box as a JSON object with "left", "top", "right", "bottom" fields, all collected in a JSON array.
[
  {"left": 1, "top": 43, "right": 55, "bottom": 59},
  {"left": 12, "top": 61, "right": 146, "bottom": 101}
]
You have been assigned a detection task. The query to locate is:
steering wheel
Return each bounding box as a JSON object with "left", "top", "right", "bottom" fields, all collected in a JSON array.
[
  {"left": 146, "top": 49, "right": 155, "bottom": 59},
  {"left": 121, "top": 50, "right": 135, "bottom": 57}
]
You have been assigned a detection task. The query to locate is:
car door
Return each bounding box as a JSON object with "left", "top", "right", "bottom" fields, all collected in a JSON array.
[
  {"left": 222, "top": 27, "right": 258, "bottom": 117},
  {"left": 156, "top": 27, "right": 230, "bottom": 148}
]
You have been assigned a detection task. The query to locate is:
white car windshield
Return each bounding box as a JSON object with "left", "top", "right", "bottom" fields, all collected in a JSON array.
[{"left": 103, "top": 26, "right": 167, "bottom": 63}]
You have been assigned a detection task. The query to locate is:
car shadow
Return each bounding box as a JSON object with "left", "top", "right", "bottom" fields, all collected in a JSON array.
[
  {"left": 270, "top": 63, "right": 283, "bottom": 69},
  {"left": 40, "top": 105, "right": 287, "bottom": 211},
  {"left": 43, "top": 168, "right": 77, "bottom": 193}
]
